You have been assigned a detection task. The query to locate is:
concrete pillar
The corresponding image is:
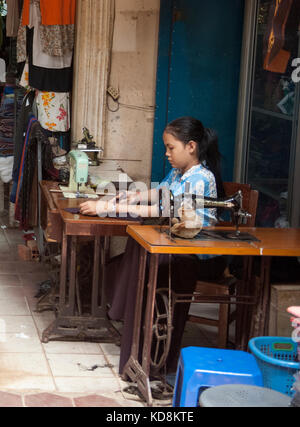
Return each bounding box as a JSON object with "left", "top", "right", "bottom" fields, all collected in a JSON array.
[{"left": 71, "top": 0, "right": 115, "bottom": 150}]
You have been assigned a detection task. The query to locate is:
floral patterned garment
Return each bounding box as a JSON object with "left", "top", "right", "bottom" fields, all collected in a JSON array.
[{"left": 35, "top": 90, "right": 70, "bottom": 132}]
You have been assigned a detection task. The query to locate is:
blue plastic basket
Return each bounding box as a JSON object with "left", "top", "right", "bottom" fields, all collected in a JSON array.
[{"left": 249, "top": 337, "right": 300, "bottom": 397}]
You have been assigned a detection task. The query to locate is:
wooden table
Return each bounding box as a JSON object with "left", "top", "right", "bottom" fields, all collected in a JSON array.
[
  {"left": 122, "top": 225, "right": 300, "bottom": 406},
  {"left": 39, "top": 181, "right": 141, "bottom": 343}
]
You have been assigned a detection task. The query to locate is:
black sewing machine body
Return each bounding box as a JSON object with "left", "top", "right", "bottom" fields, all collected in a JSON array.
[{"left": 160, "top": 188, "right": 252, "bottom": 239}]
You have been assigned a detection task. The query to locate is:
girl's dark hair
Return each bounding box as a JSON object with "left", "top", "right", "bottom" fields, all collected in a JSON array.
[{"left": 165, "top": 116, "right": 225, "bottom": 198}]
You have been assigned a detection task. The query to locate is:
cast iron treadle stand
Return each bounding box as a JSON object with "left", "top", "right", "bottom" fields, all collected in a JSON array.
[
  {"left": 41, "top": 234, "right": 120, "bottom": 344},
  {"left": 122, "top": 250, "right": 159, "bottom": 406}
]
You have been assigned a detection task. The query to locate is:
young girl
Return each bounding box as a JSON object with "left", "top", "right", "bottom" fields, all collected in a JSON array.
[{"left": 80, "top": 116, "right": 227, "bottom": 375}]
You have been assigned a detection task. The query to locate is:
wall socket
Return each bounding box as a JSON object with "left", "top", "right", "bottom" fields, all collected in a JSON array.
[{"left": 107, "top": 86, "right": 120, "bottom": 101}]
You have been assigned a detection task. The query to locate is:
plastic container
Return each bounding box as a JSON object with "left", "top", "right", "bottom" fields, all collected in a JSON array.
[
  {"left": 249, "top": 337, "right": 300, "bottom": 396},
  {"left": 173, "top": 346, "right": 263, "bottom": 407}
]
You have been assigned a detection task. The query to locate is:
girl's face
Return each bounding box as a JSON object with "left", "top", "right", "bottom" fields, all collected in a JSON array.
[{"left": 163, "top": 131, "right": 199, "bottom": 174}]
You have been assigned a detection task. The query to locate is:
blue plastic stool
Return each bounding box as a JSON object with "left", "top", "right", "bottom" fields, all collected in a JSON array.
[{"left": 173, "top": 347, "right": 263, "bottom": 407}]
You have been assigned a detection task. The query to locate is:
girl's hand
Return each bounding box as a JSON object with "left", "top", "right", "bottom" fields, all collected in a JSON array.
[
  {"left": 115, "top": 191, "right": 140, "bottom": 205},
  {"left": 79, "top": 200, "right": 99, "bottom": 216},
  {"left": 80, "top": 199, "right": 116, "bottom": 216}
]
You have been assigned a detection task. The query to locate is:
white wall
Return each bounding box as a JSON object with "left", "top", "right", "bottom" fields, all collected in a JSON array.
[{"left": 104, "top": 0, "right": 160, "bottom": 185}]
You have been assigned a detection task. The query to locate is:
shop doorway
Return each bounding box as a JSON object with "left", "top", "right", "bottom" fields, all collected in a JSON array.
[{"left": 152, "top": 0, "right": 245, "bottom": 184}]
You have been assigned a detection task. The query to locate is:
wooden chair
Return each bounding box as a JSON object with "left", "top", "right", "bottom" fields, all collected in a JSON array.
[{"left": 187, "top": 182, "right": 259, "bottom": 349}]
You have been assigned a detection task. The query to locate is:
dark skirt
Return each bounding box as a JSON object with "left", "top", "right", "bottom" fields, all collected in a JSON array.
[{"left": 107, "top": 237, "right": 227, "bottom": 374}]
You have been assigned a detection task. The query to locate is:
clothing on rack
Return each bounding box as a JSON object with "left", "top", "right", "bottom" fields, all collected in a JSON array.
[
  {"left": 14, "top": 117, "right": 58, "bottom": 229},
  {"left": 11, "top": 89, "right": 35, "bottom": 203},
  {"left": 6, "top": 0, "right": 21, "bottom": 37},
  {"left": 22, "top": 0, "right": 76, "bottom": 26},
  {"left": 35, "top": 90, "right": 70, "bottom": 132},
  {"left": 0, "top": 85, "right": 23, "bottom": 158},
  {"left": 28, "top": 1, "right": 73, "bottom": 68},
  {"left": 26, "top": 27, "right": 73, "bottom": 93}
]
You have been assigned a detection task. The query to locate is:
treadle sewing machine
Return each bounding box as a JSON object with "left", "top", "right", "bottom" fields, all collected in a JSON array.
[
  {"left": 161, "top": 184, "right": 253, "bottom": 240},
  {"left": 145, "top": 188, "right": 255, "bottom": 373}
]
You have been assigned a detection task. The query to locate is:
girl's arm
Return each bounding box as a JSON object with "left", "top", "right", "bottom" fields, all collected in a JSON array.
[
  {"left": 118, "top": 188, "right": 158, "bottom": 205},
  {"left": 79, "top": 188, "right": 160, "bottom": 218}
]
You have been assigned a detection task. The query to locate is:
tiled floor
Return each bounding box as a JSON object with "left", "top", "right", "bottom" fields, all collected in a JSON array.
[{"left": 0, "top": 211, "right": 221, "bottom": 407}]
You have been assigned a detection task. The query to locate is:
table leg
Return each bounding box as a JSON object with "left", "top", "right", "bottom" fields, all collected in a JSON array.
[
  {"left": 235, "top": 256, "right": 254, "bottom": 350},
  {"left": 122, "top": 247, "right": 156, "bottom": 406},
  {"left": 142, "top": 254, "right": 159, "bottom": 376},
  {"left": 41, "top": 234, "right": 119, "bottom": 343},
  {"left": 261, "top": 256, "right": 272, "bottom": 336},
  {"left": 250, "top": 256, "right": 272, "bottom": 338}
]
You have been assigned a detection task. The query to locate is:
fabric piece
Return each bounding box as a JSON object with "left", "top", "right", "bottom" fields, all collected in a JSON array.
[
  {"left": 22, "top": 0, "right": 75, "bottom": 26},
  {"left": 0, "top": 86, "right": 23, "bottom": 158},
  {"left": 6, "top": 0, "right": 20, "bottom": 37},
  {"left": 18, "top": 0, "right": 75, "bottom": 61},
  {"left": 19, "top": 61, "right": 29, "bottom": 88},
  {"left": 0, "top": 58, "right": 6, "bottom": 82},
  {"left": 39, "top": 24, "right": 74, "bottom": 57},
  {"left": 30, "top": 1, "right": 73, "bottom": 68},
  {"left": 27, "top": 28, "right": 73, "bottom": 93},
  {"left": 17, "top": 18, "right": 27, "bottom": 63},
  {"left": 14, "top": 118, "right": 57, "bottom": 229},
  {"left": 36, "top": 91, "right": 70, "bottom": 132},
  {"left": 0, "top": 156, "right": 14, "bottom": 183},
  {"left": 11, "top": 90, "right": 36, "bottom": 203},
  {"left": 14, "top": 114, "right": 37, "bottom": 209}
]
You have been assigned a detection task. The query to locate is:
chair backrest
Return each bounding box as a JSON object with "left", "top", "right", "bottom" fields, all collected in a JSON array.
[{"left": 219, "top": 182, "right": 259, "bottom": 227}]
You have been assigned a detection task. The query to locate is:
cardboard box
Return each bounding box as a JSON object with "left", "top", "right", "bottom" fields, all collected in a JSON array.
[{"left": 269, "top": 284, "right": 300, "bottom": 337}]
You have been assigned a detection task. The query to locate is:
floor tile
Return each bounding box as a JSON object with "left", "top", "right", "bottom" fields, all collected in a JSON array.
[
  {"left": 0, "top": 333, "right": 43, "bottom": 353},
  {"left": 100, "top": 343, "right": 121, "bottom": 356},
  {"left": 0, "top": 262, "right": 45, "bottom": 274},
  {"left": 20, "top": 272, "right": 52, "bottom": 286},
  {"left": 0, "top": 352, "right": 51, "bottom": 377},
  {"left": 0, "top": 375, "right": 55, "bottom": 391},
  {"left": 42, "top": 341, "right": 102, "bottom": 355},
  {"left": 47, "top": 354, "right": 114, "bottom": 377},
  {"left": 0, "top": 287, "right": 26, "bottom": 299},
  {"left": 0, "top": 390, "right": 23, "bottom": 407},
  {"left": 74, "top": 394, "right": 121, "bottom": 407},
  {"left": 54, "top": 376, "right": 121, "bottom": 394},
  {"left": 24, "top": 392, "right": 73, "bottom": 407},
  {"left": 0, "top": 315, "right": 36, "bottom": 334},
  {"left": 0, "top": 297, "right": 30, "bottom": 316},
  {"left": 0, "top": 274, "right": 21, "bottom": 286}
]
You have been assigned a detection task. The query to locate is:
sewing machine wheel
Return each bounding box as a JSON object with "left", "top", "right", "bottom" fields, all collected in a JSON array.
[{"left": 150, "top": 289, "right": 173, "bottom": 372}]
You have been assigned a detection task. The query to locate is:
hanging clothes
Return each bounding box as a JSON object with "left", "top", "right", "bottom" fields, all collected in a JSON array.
[
  {"left": 35, "top": 90, "right": 70, "bottom": 132},
  {"left": 14, "top": 117, "right": 58, "bottom": 229},
  {"left": 29, "top": 1, "right": 73, "bottom": 69},
  {"left": 22, "top": 0, "right": 75, "bottom": 26},
  {"left": 27, "top": 27, "right": 73, "bottom": 92},
  {"left": 17, "top": 0, "right": 75, "bottom": 62},
  {"left": 11, "top": 90, "right": 35, "bottom": 203},
  {"left": 6, "top": 0, "right": 20, "bottom": 37}
]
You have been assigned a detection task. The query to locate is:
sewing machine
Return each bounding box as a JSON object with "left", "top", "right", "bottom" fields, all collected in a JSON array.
[
  {"left": 60, "top": 150, "right": 97, "bottom": 198},
  {"left": 166, "top": 188, "right": 252, "bottom": 239}
]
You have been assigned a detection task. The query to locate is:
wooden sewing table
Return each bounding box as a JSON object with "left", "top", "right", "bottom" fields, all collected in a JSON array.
[
  {"left": 122, "top": 225, "right": 300, "bottom": 406},
  {"left": 39, "top": 180, "right": 141, "bottom": 343}
]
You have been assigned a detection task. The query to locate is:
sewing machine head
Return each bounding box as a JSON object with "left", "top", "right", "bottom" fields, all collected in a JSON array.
[
  {"left": 68, "top": 150, "right": 89, "bottom": 195},
  {"left": 168, "top": 188, "right": 252, "bottom": 238}
]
